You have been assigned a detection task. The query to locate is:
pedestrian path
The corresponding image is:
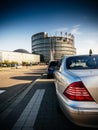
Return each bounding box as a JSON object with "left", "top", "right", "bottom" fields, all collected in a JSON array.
[{"left": 12, "top": 89, "right": 45, "bottom": 130}]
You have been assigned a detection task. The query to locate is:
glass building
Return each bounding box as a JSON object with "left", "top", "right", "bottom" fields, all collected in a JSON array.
[{"left": 31, "top": 32, "right": 76, "bottom": 62}]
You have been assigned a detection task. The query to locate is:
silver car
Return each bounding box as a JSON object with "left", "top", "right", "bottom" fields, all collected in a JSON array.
[{"left": 54, "top": 54, "right": 98, "bottom": 128}]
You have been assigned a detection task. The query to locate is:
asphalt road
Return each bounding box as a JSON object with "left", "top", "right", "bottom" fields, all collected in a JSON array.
[{"left": 0, "top": 65, "right": 97, "bottom": 130}]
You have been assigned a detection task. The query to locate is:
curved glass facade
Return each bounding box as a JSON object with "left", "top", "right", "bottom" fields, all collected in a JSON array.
[{"left": 31, "top": 32, "right": 76, "bottom": 62}]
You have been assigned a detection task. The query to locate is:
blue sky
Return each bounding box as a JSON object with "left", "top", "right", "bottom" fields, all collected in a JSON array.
[{"left": 0, "top": 0, "right": 98, "bottom": 54}]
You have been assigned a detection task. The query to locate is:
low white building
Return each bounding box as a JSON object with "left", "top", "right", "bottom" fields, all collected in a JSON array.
[{"left": 0, "top": 50, "right": 40, "bottom": 64}]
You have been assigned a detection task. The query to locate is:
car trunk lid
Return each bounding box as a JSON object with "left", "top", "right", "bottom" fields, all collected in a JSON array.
[{"left": 69, "top": 69, "right": 98, "bottom": 103}]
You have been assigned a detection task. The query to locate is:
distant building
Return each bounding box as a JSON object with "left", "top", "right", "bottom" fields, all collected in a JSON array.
[
  {"left": 0, "top": 49, "right": 40, "bottom": 64},
  {"left": 31, "top": 32, "right": 76, "bottom": 62}
]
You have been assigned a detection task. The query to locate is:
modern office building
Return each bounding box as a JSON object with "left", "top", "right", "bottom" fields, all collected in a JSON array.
[
  {"left": 0, "top": 49, "right": 40, "bottom": 64},
  {"left": 31, "top": 32, "right": 76, "bottom": 62}
]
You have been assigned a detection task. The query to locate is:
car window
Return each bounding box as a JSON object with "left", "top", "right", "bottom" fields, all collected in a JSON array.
[
  {"left": 66, "top": 55, "right": 98, "bottom": 69},
  {"left": 49, "top": 61, "right": 58, "bottom": 67}
]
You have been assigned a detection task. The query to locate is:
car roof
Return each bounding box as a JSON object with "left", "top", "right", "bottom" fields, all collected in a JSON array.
[
  {"left": 49, "top": 60, "right": 58, "bottom": 62},
  {"left": 63, "top": 54, "right": 98, "bottom": 58}
]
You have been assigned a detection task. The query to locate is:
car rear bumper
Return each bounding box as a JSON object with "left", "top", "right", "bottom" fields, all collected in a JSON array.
[{"left": 57, "top": 91, "right": 98, "bottom": 128}]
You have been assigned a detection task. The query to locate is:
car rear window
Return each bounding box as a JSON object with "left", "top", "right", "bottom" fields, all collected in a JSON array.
[{"left": 66, "top": 55, "right": 98, "bottom": 69}]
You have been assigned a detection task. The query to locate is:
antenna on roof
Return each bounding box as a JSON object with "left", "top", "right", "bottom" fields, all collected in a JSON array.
[{"left": 89, "top": 49, "right": 92, "bottom": 56}]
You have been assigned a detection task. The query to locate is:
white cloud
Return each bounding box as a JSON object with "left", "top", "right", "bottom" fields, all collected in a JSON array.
[
  {"left": 71, "top": 24, "right": 81, "bottom": 35},
  {"left": 50, "top": 27, "right": 68, "bottom": 36},
  {"left": 73, "top": 24, "right": 80, "bottom": 28},
  {"left": 54, "top": 27, "right": 68, "bottom": 32},
  {"left": 50, "top": 25, "right": 98, "bottom": 55},
  {"left": 76, "top": 37, "right": 98, "bottom": 54},
  {"left": 71, "top": 24, "right": 98, "bottom": 54},
  {"left": 51, "top": 25, "right": 81, "bottom": 36}
]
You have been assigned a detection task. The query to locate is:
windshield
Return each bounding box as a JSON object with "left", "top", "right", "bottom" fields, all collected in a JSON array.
[{"left": 66, "top": 55, "right": 98, "bottom": 70}]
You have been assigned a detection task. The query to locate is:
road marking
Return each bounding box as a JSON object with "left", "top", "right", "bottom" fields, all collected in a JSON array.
[
  {"left": 12, "top": 89, "right": 45, "bottom": 130},
  {"left": 0, "top": 90, "right": 6, "bottom": 94},
  {"left": 0, "top": 79, "right": 38, "bottom": 120},
  {"left": 36, "top": 79, "right": 55, "bottom": 82}
]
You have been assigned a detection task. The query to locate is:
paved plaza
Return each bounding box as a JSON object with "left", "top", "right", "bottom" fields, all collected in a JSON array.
[{"left": 0, "top": 65, "right": 47, "bottom": 88}]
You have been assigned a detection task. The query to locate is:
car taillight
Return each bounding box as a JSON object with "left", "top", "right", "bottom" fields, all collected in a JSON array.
[{"left": 63, "top": 81, "right": 94, "bottom": 101}]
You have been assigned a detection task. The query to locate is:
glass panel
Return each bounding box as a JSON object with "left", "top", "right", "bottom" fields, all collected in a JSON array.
[{"left": 66, "top": 55, "right": 98, "bottom": 69}]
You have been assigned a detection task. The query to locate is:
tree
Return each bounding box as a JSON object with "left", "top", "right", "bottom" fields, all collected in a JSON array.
[{"left": 89, "top": 49, "right": 92, "bottom": 56}]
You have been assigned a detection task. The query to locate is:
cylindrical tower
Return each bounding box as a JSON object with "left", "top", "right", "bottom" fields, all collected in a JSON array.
[{"left": 31, "top": 32, "right": 76, "bottom": 62}]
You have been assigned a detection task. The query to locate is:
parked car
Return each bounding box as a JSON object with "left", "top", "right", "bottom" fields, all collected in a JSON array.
[
  {"left": 47, "top": 60, "right": 58, "bottom": 78},
  {"left": 53, "top": 54, "right": 98, "bottom": 128},
  {"left": 16, "top": 64, "right": 22, "bottom": 69}
]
